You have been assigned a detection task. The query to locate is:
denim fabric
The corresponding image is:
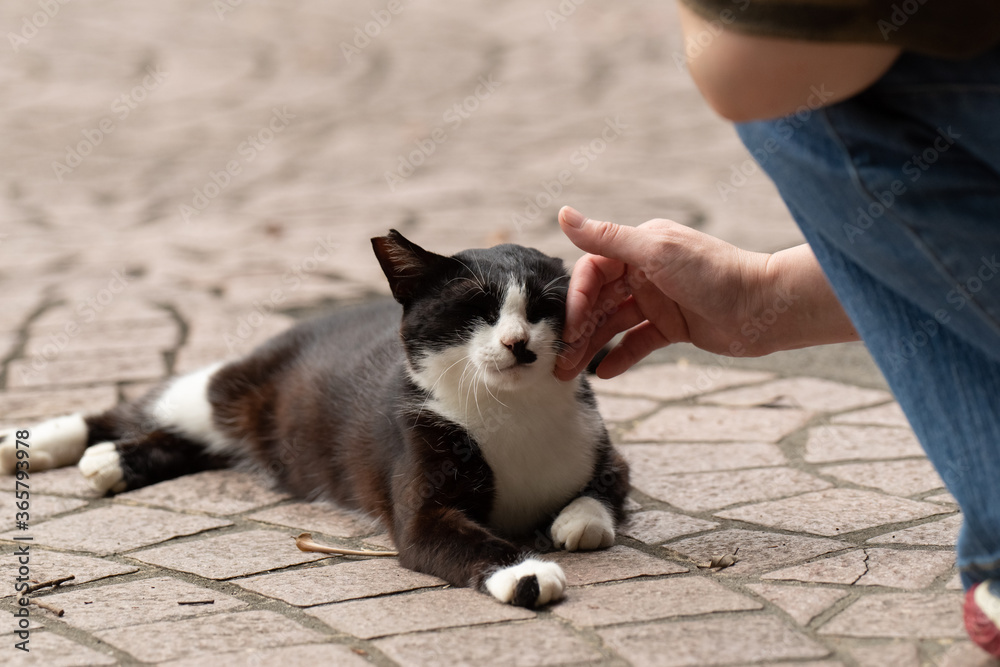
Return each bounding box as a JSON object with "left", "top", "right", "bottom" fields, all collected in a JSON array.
[{"left": 735, "top": 47, "right": 1000, "bottom": 588}]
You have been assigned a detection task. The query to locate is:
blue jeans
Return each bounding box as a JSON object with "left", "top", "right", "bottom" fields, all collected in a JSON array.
[{"left": 736, "top": 47, "right": 1000, "bottom": 589}]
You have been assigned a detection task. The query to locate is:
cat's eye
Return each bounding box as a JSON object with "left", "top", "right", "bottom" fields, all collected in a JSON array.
[{"left": 463, "top": 290, "right": 500, "bottom": 324}]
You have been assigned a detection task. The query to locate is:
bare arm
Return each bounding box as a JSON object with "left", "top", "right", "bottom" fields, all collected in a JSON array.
[{"left": 678, "top": 3, "right": 901, "bottom": 122}]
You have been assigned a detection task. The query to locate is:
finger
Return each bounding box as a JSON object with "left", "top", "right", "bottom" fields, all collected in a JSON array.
[
  {"left": 556, "top": 285, "right": 646, "bottom": 369},
  {"left": 596, "top": 321, "right": 671, "bottom": 379},
  {"left": 556, "top": 298, "right": 645, "bottom": 379},
  {"left": 559, "top": 206, "right": 659, "bottom": 269},
  {"left": 564, "top": 253, "right": 626, "bottom": 344},
  {"left": 562, "top": 272, "right": 632, "bottom": 360}
]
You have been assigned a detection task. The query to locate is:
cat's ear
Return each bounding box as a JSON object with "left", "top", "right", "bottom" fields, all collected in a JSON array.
[{"left": 371, "top": 230, "right": 453, "bottom": 304}]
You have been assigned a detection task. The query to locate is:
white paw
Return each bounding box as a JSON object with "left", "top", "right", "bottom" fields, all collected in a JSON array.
[
  {"left": 0, "top": 415, "right": 88, "bottom": 475},
  {"left": 78, "top": 442, "right": 126, "bottom": 493},
  {"left": 485, "top": 558, "right": 566, "bottom": 607},
  {"left": 551, "top": 496, "right": 615, "bottom": 551}
]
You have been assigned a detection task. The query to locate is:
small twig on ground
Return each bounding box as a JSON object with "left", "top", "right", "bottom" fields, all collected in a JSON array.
[
  {"left": 25, "top": 575, "right": 75, "bottom": 594},
  {"left": 293, "top": 532, "right": 398, "bottom": 557},
  {"left": 177, "top": 600, "right": 215, "bottom": 606},
  {"left": 30, "top": 598, "right": 64, "bottom": 617}
]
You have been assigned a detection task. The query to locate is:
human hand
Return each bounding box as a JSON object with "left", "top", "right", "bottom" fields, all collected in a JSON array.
[{"left": 554, "top": 206, "right": 773, "bottom": 381}]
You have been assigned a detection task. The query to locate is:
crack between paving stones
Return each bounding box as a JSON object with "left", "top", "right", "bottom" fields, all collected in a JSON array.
[
  {"left": 850, "top": 548, "right": 871, "bottom": 585},
  {"left": 0, "top": 294, "right": 64, "bottom": 390},
  {"left": 153, "top": 301, "right": 189, "bottom": 377}
]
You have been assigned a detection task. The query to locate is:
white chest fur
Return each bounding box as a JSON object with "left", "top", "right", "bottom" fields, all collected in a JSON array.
[
  {"left": 427, "top": 376, "right": 602, "bottom": 536},
  {"left": 408, "top": 279, "right": 604, "bottom": 536}
]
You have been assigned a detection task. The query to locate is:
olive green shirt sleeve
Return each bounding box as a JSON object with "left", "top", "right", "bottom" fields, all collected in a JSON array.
[{"left": 679, "top": 0, "right": 1000, "bottom": 58}]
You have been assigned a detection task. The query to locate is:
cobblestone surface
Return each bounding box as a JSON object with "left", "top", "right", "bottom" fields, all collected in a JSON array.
[{"left": 1, "top": 0, "right": 994, "bottom": 665}]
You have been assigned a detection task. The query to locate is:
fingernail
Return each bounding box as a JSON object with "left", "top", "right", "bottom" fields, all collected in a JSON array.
[{"left": 560, "top": 206, "right": 585, "bottom": 229}]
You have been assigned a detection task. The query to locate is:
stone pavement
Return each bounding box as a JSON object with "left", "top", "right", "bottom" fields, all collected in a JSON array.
[{"left": 1, "top": 0, "right": 996, "bottom": 665}]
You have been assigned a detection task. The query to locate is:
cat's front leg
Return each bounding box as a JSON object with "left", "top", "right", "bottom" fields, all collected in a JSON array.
[
  {"left": 394, "top": 503, "right": 566, "bottom": 608},
  {"left": 551, "top": 442, "right": 629, "bottom": 551},
  {"left": 551, "top": 496, "right": 616, "bottom": 551},
  {"left": 484, "top": 557, "right": 566, "bottom": 606}
]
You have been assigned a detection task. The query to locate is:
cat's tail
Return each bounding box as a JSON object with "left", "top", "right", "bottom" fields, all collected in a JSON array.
[{"left": 0, "top": 363, "right": 237, "bottom": 493}]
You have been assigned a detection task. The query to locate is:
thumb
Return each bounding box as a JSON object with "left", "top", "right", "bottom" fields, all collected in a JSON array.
[{"left": 559, "top": 206, "right": 651, "bottom": 267}]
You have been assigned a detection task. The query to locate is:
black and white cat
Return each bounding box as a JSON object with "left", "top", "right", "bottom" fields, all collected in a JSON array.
[{"left": 0, "top": 231, "right": 629, "bottom": 608}]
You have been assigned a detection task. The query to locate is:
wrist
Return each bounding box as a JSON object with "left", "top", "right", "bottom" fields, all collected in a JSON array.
[{"left": 758, "top": 245, "right": 859, "bottom": 353}]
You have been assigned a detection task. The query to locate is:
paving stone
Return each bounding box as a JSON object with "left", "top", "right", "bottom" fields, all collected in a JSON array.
[
  {"left": 620, "top": 442, "right": 787, "bottom": 474},
  {"left": 3, "top": 631, "right": 118, "bottom": 666},
  {"left": 548, "top": 544, "right": 689, "bottom": 585},
  {"left": 24, "top": 318, "right": 177, "bottom": 356},
  {"left": 667, "top": 529, "right": 850, "bottom": 575},
  {"left": 762, "top": 548, "right": 955, "bottom": 589},
  {"left": 30, "top": 303, "right": 170, "bottom": 330},
  {"left": 634, "top": 467, "right": 831, "bottom": 513},
  {"left": 9, "top": 350, "right": 165, "bottom": 388},
  {"left": 925, "top": 490, "right": 959, "bottom": 506},
  {"left": 117, "top": 470, "right": 290, "bottom": 515},
  {"left": 0, "top": 549, "right": 138, "bottom": 599},
  {"left": 307, "top": 587, "right": 534, "bottom": 639},
  {"left": 848, "top": 642, "right": 920, "bottom": 667},
  {"left": 235, "top": 557, "right": 445, "bottom": 605},
  {"left": 44, "top": 576, "right": 247, "bottom": 631},
  {"left": 804, "top": 425, "right": 925, "bottom": 463},
  {"left": 0, "top": 330, "right": 16, "bottom": 361},
  {"left": 715, "top": 489, "right": 950, "bottom": 536},
  {"left": 946, "top": 572, "right": 964, "bottom": 590},
  {"left": 745, "top": 583, "right": 848, "bottom": 625},
  {"left": 0, "top": 494, "right": 88, "bottom": 532},
  {"left": 173, "top": 346, "right": 241, "bottom": 375},
  {"left": 1, "top": 505, "right": 231, "bottom": 555},
  {"left": 867, "top": 514, "right": 963, "bottom": 546},
  {"left": 0, "top": 386, "right": 118, "bottom": 422},
  {"left": 935, "top": 640, "right": 1000, "bottom": 666},
  {"left": 158, "top": 644, "right": 372, "bottom": 667},
  {"left": 762, "top": 550, "right": 867, "bottom": 585},
  {"left": 626, "top": 405, "right": 811, "bottom": 443},
  {"left": 832, "top": 402, "right": 910, "bottom": 427},
  {"left": 96, "top": 610, "right": 327, "bottom": 663},
  {"left": 595, "top": 394, "right": 660, "bottom": 422},
  {"left": 119, "top": 381, "right": 161, "bottom": 402},
  {"left": 361, "top": 532, "right": 397, "bottom": 550},
  {"left": 373, "top": 619, "right": 604, "bottom": 666},
  {"left": 130, "top": 529, "right": 327, "bottom": 579},
  {"left": 819, "top": 459, "right": 944, "bottom": 497},
  {"left": 623, "top": 496, "right": 643, "bottom": 511},
  {"left": 551, "top": 576, "right": 760, "bottom": 626},
  {"left": 856, "top": 549, "right": 955, "bottom": 589},
  {"left": 818, "top": 592, "right": 965, "bottom": 638},
  {"left": 598, "top": 615, "right": 830, "bottom": 666},
  {"left": 0, "top": 466, "right": 102, "bottom": 497},
  {"left": 729, "top": 662, "right": 845, "bottom": 667},
  {"left": 620, "top": 510, "right": 719, "bottom": 544},
  {"left": 247, "top": 501, "right": 378, "bottom": 537},
  {"left": 700, "top": 377, "right": 890, "bottom": 413},
  {"left": 593, "top": 363, "right": 774, "bottom": 400}
]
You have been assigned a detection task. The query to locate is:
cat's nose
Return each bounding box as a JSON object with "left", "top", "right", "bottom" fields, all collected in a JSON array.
[{"left": 502, "top": 338, "right": 537, "bottom": 365}]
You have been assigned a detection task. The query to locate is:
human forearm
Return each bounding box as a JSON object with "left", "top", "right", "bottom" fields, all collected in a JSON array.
[{"left": 754, "top": 243, "right": 859, "bottom": 354}]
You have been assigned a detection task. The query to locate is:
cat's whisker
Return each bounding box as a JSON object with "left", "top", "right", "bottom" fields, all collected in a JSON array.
[
  {"left": 413, "top": 353, "right": 473, "bottom": 425},
  {"left": 460, "top": 361, "right": 477, "bottom": 416},
  {"left": 452, "top": 258, "right": 488, "bottom": 296},
  {"left": 484, "top": 376, "right": 508, "bottom": 410},
  {"left": 471, "top": 367, "right": 488, "bottom": 423}
]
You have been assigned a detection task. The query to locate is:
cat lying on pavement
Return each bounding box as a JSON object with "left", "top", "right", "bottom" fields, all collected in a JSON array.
[{"left": 0, "top": 230, "right": 629, "bottom": 608}]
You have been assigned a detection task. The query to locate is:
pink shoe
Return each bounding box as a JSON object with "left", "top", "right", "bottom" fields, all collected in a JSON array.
[{"left": 965, "top": 580, "right": 1000, "bottom": 658}]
